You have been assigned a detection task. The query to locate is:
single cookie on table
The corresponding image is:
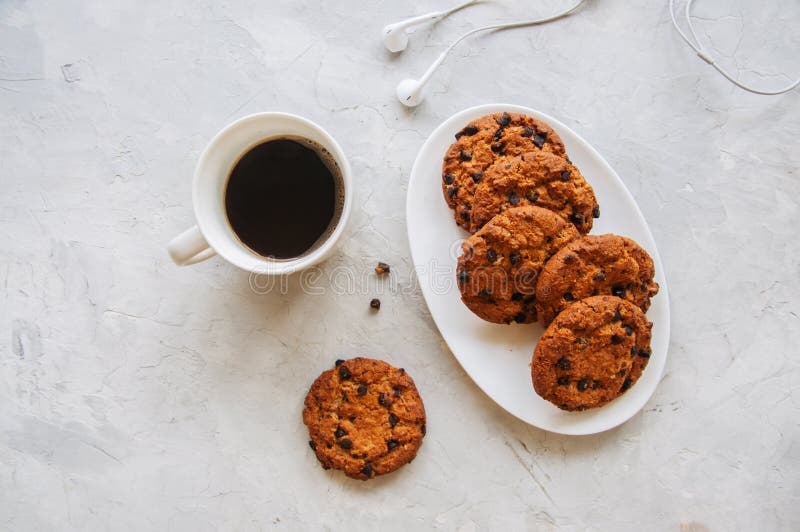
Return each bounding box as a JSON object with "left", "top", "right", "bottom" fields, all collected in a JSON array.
[
  {"left": 456, "top": 205, "right": 580, "bottom": 324},
  {"left": 303, "top": 357, "right": 426, "bottom": 481},
  {"left": 531, "top": 295, "right": 653, "bottom": 411},
  {"left": 470, "top": 150, "right": 599, "bottom": 234},
  {"left": 534, "top": 234, "right": 659, "bottom": 325},
  {"left": 442, "top": 112, "right": 567, "bottom": 231}
]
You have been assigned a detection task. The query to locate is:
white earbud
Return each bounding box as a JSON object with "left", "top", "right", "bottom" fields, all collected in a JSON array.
[
  {"left": 396, "top": 79, "right": 425, "bottom": 107},
  {"left": 382, "top": 0, "right": 479, "bottom": 53},
  {"left": 382, "top": 12, "right": 441, "bottom": 53},
  {"left": 394, "top": 0, "right": 588, "bottom": 107}
]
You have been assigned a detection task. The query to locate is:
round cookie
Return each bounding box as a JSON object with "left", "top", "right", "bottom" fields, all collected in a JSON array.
[
  {"left": 531, "top": 295, "right": 653, "bottom": 411},
  {"left": 535, "top": 234, "right": 659, "bottom": 325},
  {"left": 456, "top": 205, "right": 580, "bottom": 324},
  {"left": 442, "top": 112, "right": 567, "bottom": 231},
  {"left": 470, "top": 151, "right": 599, "bottom": 234},
  {"left": 303, "top": 357, "right": 426, "bottom": 481}
]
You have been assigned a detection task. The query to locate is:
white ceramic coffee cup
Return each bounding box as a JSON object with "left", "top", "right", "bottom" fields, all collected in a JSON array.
[{"left": 167, "top": 112, "right": 352, "bottom": 274}]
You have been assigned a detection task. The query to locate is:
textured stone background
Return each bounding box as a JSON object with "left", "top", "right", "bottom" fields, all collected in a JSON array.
[{"left": 1, "top": 0, "right": 798, "bottom": 530}]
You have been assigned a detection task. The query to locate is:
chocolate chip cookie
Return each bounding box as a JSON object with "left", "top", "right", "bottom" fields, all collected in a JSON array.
[
  {"left": 442, "top": 112, "right": 566, "bottom": 231},
  {"left": 470, "top": 151, "right": 599, "bottom": 234},
  {"left": 456, "top": 206, "right": 580, "bottom": 324},
  {"left": 534, "top": 234, "right": 659, "bottom": 325},
  {"left": 531, "top": 295, "right": 653, "bottom": 411},
  {"left": 303, "top": 357, "right": 426, "bottom": 481}
]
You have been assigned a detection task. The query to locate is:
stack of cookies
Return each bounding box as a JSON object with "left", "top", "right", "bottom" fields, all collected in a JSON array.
[{"left": 443, "top": 112, "right": 659, "bottom": 411}]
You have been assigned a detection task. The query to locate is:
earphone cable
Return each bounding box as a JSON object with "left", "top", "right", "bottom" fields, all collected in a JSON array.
[
  {"left": 668, "top": 0, "right": 799, "bottom": 95},
  {"left": 416, "top": 0, "right": 588, "bottom": 87}
]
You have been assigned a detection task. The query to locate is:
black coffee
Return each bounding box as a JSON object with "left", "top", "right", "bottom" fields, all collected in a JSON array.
[{"left": 225, "top": 138, "right": 342, "bottom": 259}]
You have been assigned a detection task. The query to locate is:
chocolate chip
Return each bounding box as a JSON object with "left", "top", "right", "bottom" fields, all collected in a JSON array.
[
  {"left": 349, "top": 416, "right": 356, "bottom": 423},
  {"left": 638, "top": 349, "right": 651, "bottom": 358},
  {"left": 613, "top": 307, "right": 623, "bottom": 321},
  {"left": 341, "top": 392, "right": 349, "bottom": 402},
  {"left": 459, "top": 150, "right": 472, "bottom": 161},
  {"left": 509, "top": 192, "right": 520, "bottom": 205},
  {"left": 623, "top": 325, "right": 634, "bottom": 336},
  {"left": 378, "top": 392, "right": 389, "bottom": 406},
  {"left": 521, "top": 126, "right": 534, "bottom": 137},
  {"left": 612, "top": 285, "right": 625, "bottom": 297},
  {"left": 563, "top": 292, "right": 574, "bottom": 301},
  {"left": 421, "top": 424, "right": 426, "bottom": 435},
  {"left": 592, "top": 205, "right": 601, "bottom": 218},
  {"left": 618, "top": 368, "right": 627, "bottom": 376},
  {"left": 388, "top": 413, "right": 399, "bottom": 428},
  {"left": 309, "top": 440, "right": 316, "bottom": 451},
  {"left": 448, "top": 185, "right": 459, "bottom": 198},
  {"left": 334, "top": 427, "right": 348, "bottom": 438},
  {"left": 339, "top": 366, "right": 351, "bottom": 380},
  {"left": 526, "top": 192, "right": 540, "bottom": 203},
  {"left": 471, "top": 171, "right": 483, "bottom": 183},
  {"left": 335, "top": 359, "right": 345, "bottom": 367},
  {"left": 496, "top": 113, "right": 511, "bottom": 126},
  {"left": 393, "top": 386, "right": 401, "bottom": 398},
  {"left": 509, "top": 251, "right": 521, "bottom": 265},
  {"left": 360, "top": 464, "right": 373, "bottom": 477},
  {"left": 560, "top": 170, "right": 571, "bottom": 182},
  {"left": 610, "top": 334, "right": 623, "bottom": 344},
  {"left": 620, "top": 378, "right": 632, "bottom": 392},
  {"left": 443, "top": 173, "right": 454, "bottom": 185},
  {"left": 461, "top": 212, "right": 470, "bottom": 222},
  {"left": 491, "top": 141, "right": 504, "bottom": 153},
  {"left": 577, "top": 378, "right": 590, "bottom": 391},
  {"left": 478, "top": 288, "right": 492, "bottom": 300},
  {"left": 511, "top": 292, "right": 524, "bottom": 301},
  {"left": 557, "top": 376, "right": 569, "bottom": 386},
  {"left": 339, "top": 438, "right": 353, "bottom": 450},
  {"left": 533, "top": 133, "right": 546, "bottom": 148},
  {"left": 630, "top": 347, "right": 639, "bottom": 356},
  {"left": 593, "top": 380, "right": 601, "bottom": 389},
  {"left": 593, "top": 271, "right": 606, "bottom": 281},
  {"left": 457, "top": 125, "right": 478, "bottom": 138},
  {"left": 458, "top": 269, "right": 469, "bottom": 284},
  {"left": 357, "top": 385, "right": 367, "bottom": 396},
  {"left": 494, "top": 128, "right": 504, "bottom": 140},
  {"left": 556, "top": 357, "right": 571, "bottom": 370},
  {"left": 370, "top": 298, "right": 381, "bottom": 310},
  {"left": 513, "top": 312, "right": 526, "bottom": 323},
  {"left": 486, "top": 249, "right": 498, "bottom": 263},
  {"left": 570, "top": 212, "right": 585, "bottom": 225},
  {"left": 375, "top": 262, "right": 390, "bottom": 275},
  {"left": 387, "top": 440, "right": 399, "bottom": 451}
]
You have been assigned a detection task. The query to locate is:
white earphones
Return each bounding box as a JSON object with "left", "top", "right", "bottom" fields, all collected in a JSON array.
[
  {"left": 382, "top": 0, "right": 480, "bottom": 53},
  {"left": 669, "top": 0, "right": 799, "bottom": 96},
  {"left": 389, "top": 0, "right": 589, "bottom": 107},
  {"left": 387, "top": 0, "right": 797, "bottom": 107}
]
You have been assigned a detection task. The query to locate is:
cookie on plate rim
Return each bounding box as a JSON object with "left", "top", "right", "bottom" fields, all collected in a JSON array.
[
  {"left": 531, "top": 295, "right": 653, "bottom": 411},
  {"left": 442, "top": 112, "right": 567, "bottom": 231},
  {"left": 534, "top": 234, "right": 659, "bottom": 325}
]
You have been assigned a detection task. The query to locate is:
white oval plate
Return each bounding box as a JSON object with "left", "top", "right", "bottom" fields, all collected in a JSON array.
[{"left": 406, "top": 104, "right": 670, "bottom": 435}]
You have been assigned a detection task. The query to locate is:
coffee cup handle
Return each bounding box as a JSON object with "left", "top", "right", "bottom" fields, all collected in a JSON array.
[{"left": 167, "top": 225, "right": 217, "bottom": 266}]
